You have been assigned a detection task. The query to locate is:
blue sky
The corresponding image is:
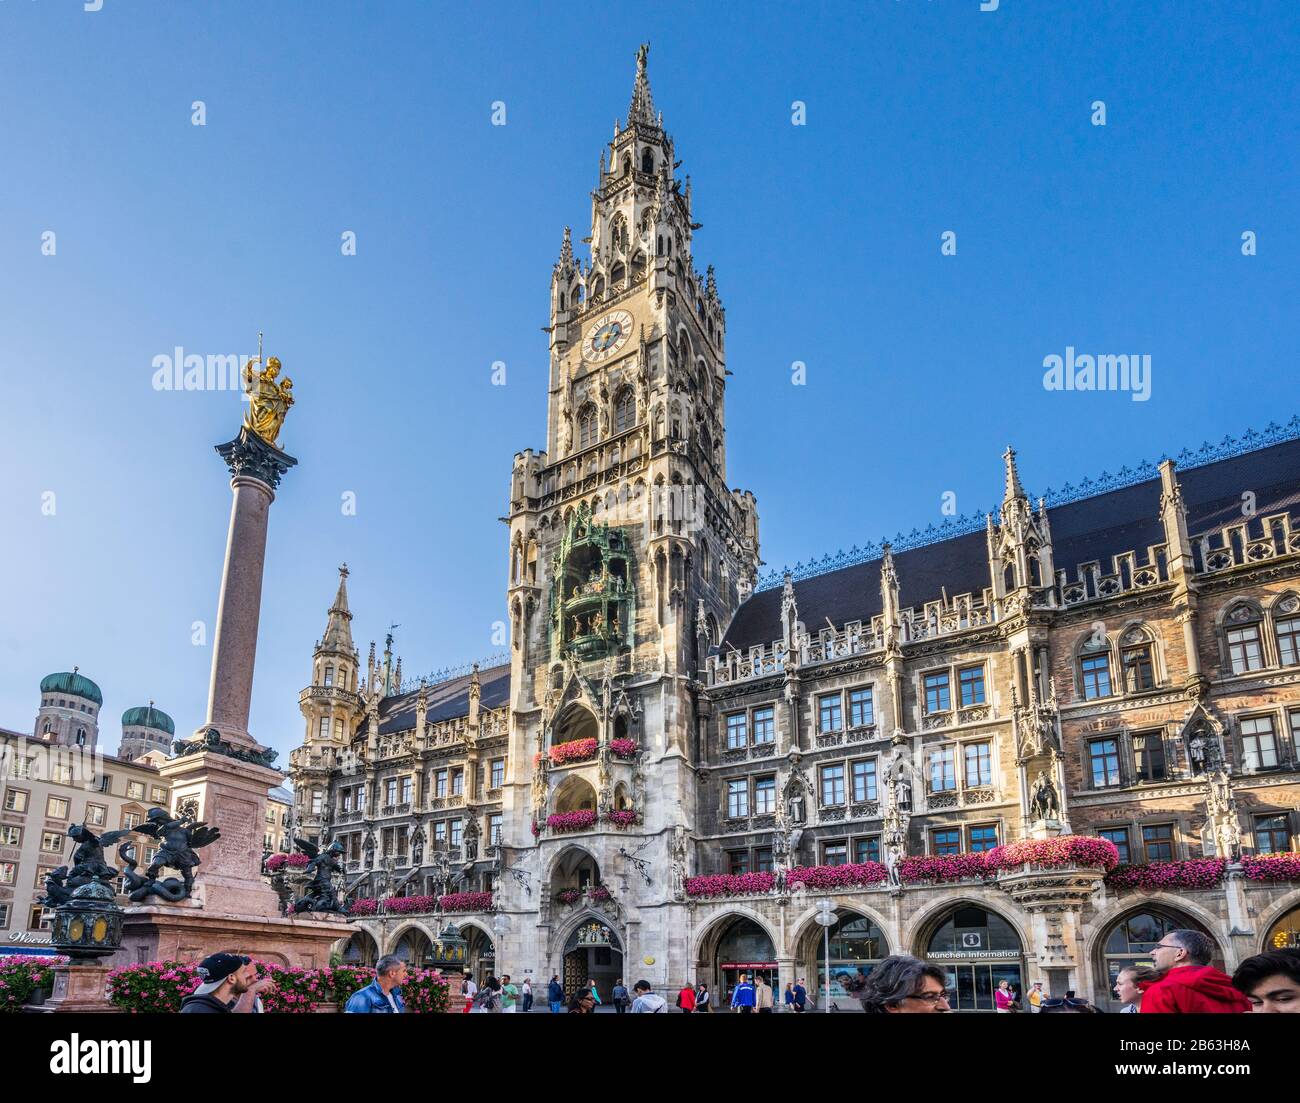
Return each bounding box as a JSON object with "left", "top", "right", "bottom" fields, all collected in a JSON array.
[{"left": 1, "top": 1, "right": 1297, "bottom": 762}]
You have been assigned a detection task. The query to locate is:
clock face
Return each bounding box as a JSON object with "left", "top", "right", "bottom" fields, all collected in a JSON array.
[{"left": 584, "top": 310, "right": 634, "bottom": 362}]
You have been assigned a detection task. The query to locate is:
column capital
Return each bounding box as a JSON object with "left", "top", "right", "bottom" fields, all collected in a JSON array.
[{"left": 216, "top": 426, "right": 298, "bottom": 491}]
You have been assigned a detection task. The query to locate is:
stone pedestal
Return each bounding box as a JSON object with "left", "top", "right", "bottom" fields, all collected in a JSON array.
[
  {"left": 32, "top": 963, "right": 117, "bottom": 1013},
  {"left": 115, "top": 905, "right": 350, "bottom": 971},
  {"left": 1027, "top": 817, "right": 1065, "bottom": 840},
  {"left": 160, "top": 750, "right": 284, "bottom": 916}
]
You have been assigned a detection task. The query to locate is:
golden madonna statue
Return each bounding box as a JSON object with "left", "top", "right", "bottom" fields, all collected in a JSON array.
[{"left": 242, "top": 354, "right": 294, "bottom": 446}]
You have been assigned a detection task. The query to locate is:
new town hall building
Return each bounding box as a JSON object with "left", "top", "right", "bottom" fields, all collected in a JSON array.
[{"left": 288, "top": 47, "right": 1300, "bottom": 1010}]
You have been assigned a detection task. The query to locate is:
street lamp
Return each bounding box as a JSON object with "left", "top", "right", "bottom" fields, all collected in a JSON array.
[{"left": 814, "top": 898, "right": 836, "bottom": 1013}]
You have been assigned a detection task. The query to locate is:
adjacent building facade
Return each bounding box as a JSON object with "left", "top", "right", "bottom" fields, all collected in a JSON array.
[
  {"left": 1, "top": 672, "right": 173, "bottom": 950},
  {"left": 288, "top": 46, "right": 1300, "bottom": 1009}
]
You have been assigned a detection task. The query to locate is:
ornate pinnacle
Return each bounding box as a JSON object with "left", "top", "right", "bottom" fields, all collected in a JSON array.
[
  {"left": 556, "top": 226, "right": 574, "bottom": 271},
  {"left": 627, "top": 42, "right": 656, "bottom": 127},
  {"left": 1002, "top": 445, "right": 1027, "bottom": 503}
]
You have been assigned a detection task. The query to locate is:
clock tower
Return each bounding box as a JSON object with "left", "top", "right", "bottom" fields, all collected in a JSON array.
[{"left": 503, "top": 43, "right": 760, "bottom": 986}]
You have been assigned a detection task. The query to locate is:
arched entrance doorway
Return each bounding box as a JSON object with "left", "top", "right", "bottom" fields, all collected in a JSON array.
[
  {"left": 562, "top": 917, "right": 624, "bottom": 1002},
  {"left": 710, "top": 916, "right": 779, "bottom": 1010},
  {"left": 392, "top": 927, "right": 434, "bottom": 968},
  {"left": 811, "top": 910, "right": 889, "bottom": 1009},
  {"left": 340, "top": 929, "right": 379, "bottom": 967},
  {"left": 1265, "top": 904, "right": 1300, "bottom": 951},
  {"left": 1096, "top": 906, "right": 1219, "bottom": 1010},
  {"left": 464, "top": 924, "right": 496, "bottom": 983},
  {"left": 923, "top": 904, "right": 1024, "bottom": 1012}
]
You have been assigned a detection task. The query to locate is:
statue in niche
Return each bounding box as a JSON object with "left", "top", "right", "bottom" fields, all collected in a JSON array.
[
  {"left": 670, "top": 826, "right": 688, "bottom": 899},
  {"left": 1029, "top": 771, "right": 1060, "bottom": 821}
]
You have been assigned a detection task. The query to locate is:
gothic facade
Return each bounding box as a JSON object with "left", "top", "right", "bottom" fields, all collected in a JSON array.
[{"left": 288, "top": 47, "right": 1300, "bottom": 1009}]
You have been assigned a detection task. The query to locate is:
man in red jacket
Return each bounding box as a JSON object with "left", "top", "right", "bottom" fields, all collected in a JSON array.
[{"left": 1141, "top": 929, "right": 1251, "bottom": 1013}]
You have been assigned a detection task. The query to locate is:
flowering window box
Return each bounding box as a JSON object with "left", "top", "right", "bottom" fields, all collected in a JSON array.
[
  {"left": 438, "top": 891, "right": 495, "bottom": 912},
  {"left": 556, "top": 888, "right": 582, "bottom": 905},
  {"left": 987, "top": 836, "right": 1119, "bottom": 873},
  {"left": 1241, "top": 853, "right": 1300, "bottom": 883},
  {"left": 1104, "top": 858, "right": 1226, "bottom": 891},
  {"left": 609, "top": 738, "right": 639, "bottom": 759},
  {"left": 546, "top": 810, "right": 598, "bottom": 833},
  {"left": 786, "top": 862, "right": 888, "bottom": 891},
  {"left": 265, "top": 852, "right": 310, "bottom": 872},
  {"left": 603, "top": 810, "right": 640, "bottom": 827},
  {"left": 549, "top": 739, "right": 599, "bottom": 767},
  {"left": 384, "top": 894, "right": 437, "bottom": 915},
  {"left": 900, "top": 852, "right": 993, "bottom": 884},
  {"left": 348, "top": 897, "right": 379, "bottom": 916},
  {"left": 684, "top": 872, "right": 776, "bottom": 899}
]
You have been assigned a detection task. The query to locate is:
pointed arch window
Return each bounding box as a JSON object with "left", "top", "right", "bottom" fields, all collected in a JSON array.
[
  {"left": 641, "top": 147, "right": 654, "bottom": 173},
  {"left": 1120, "top": 627, "right": 1156, "bottom": 692},
  {"left": 1273, "top": 596, "right": 1300, "bottom": 666},
  {"left": 1078, "top": 636, "right": 1113, "bottom": 700},
  {"left": 1224, "top": 603, "right": 1265, "bottom": 674},
  {"left": 576, "top": 403, "right": 598, "bottom": 450},
  {"left": 614, "top": 389, "right": 636, "bottom": 434},
  {"left": 324, "top": 664, "right": 334, "bottom": 687}
]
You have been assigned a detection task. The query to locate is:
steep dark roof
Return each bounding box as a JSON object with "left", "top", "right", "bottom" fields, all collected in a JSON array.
[
  {"left": 723, "top": 436, "right": 1300, "bottom": 651},
  {"left": 377, "top": 663, "right": 511, "bottom": 735}
]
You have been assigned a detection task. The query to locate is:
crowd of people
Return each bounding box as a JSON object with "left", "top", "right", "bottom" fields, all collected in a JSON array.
[{"left": 175, "top": 933, "right": 1299, "bottom": 1014}]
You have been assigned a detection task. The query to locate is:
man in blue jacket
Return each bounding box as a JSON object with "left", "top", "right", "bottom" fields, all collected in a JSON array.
[
  {"left": 730, "top": 973, "right": 756, "bottom": 1013},
  {"left": 547, "top": 974, "right": 565, "bottom": 1013},
  {"left": 345, "top": 955, "right": 407, "bottom": 1013}
]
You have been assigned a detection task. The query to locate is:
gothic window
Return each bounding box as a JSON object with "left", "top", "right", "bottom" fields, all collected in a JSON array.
[
  {"left": 931, "top": 829, "right": 961, "bottom": 856},
  {"left": 576, "top": 403, "right": 598, "bottom": 450},
  {"left": 1098, "top": 828, "right": 1131, "bottom": 863},
  {"left": 558, "top": 290, "right": 566, "bottom": 310},
  {"left": 611, "top": 215, "right": 628, "bottom": 254},
  {"left": 818, "top": 693, "right": 842, "bottom": 733},
  {"left": 726, "top": 779, "right": 749, "bottom": 818},
  {"left": 958, "top": 665, "right": 986, "bottom": 707},
  {"left": 754, "top": 775, "right": 777, "bottom": 815},
  {"left": 964, "top": 742, "right": 993, "bottom": 787},
  {"left": 852, "top": 759, "right": 877, "bottom": 802},
  {"left": 651, "top": 405, "right": 665, "bottom": 441},
  {"left": 1141, "top": 824, "right": 1174, "bottom": 862},
  {"left": 819, "top": 764, "right": 845, "bottom": 806},
  {"left": 591, "top": 276, "right": 605, "bottom": 302},
  {"left": 1079, "top": 639, "right": 1113, "bottom": 699},
  {"left": 614, "top": 388, "right": 635, "bottom": 433},
  {"left": 1002, "top": 559, "right": 1016, "bottom": 591},
  {"left": 1273, "top": 596, "right": 1300, "bottom": 665},
  {"left": 641, "top": 147, "right": 654, "bottom": 173},
  {"left": 610, "top": 261, "right": 626, "bottom": 287},
  {"left": 1132, "top": 732, "right": 1166, "bottom": 781},
  {"left": 1255, "top": 814, "right": 1291, "bottom": 855},
  {"left": 1088, "top": 738, "right": 1122, "bottom": 788},
  {"left": 1239, "top": 715, "right": 1280, "bottom": 771},
  {"left": 630, "top": 251, "right": 646, "bottom": 281},
  {"left": 752, "top": 707, "right": 775, "bottom": 745},
  {"left": 1121, "top": 629, "right": 1156, "bottom": 692},
  {"left": 928, "top": 746, "right": 957, "bottom": 792},
  {"left": 318, "top": 717, "right": 329, "bottom": 740},
  {"left": 324, "top": 664, "right": 334, "bottom": 687},
  {"left": 923, "top": 671, "right": 951, "bottom": 713},
  {"left": 1224, "top": 602, "right": 1265, "bottom": 673},
  {"left": 621, "top": 154, "right": 631, "bottom": 176}
]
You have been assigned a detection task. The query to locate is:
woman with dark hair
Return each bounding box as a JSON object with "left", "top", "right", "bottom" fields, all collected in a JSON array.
[
  {"left": 859, "top": 954, "right": 951, "bottom": 1014},
  {"left": 1114, "top": 965, "right": 1160, "bottom": 1013},
  {"left": 568, "top": 987, "right": 596, "bottom": 1013}
]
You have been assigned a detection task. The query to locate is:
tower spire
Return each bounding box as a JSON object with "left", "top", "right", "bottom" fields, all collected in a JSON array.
[
  {"left": 321, "top": 563, "right": 355, "bottom": 653},
  {"left": 627, "top": 42, "right": 656, "bottom": 127},
  {"left": 1002, "top": 445, "right": 1027, "bottom": 504}
]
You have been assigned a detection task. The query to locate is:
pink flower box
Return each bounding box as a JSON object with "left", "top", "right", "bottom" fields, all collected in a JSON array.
[
  {"left": 603, "top": 810, "right": 639, "bottom": 827},
  {"left": 265, "top": 852, "right": 310, "bottom": 872},
  {"left": 1105, "top": 858, "right": 1227, "bottom": 890},
  {"left": 684, "top": 872, "right": 776, "bottom": 899},
  {"left": 438, "top": 891, "right": 495, "bottom": 912},
  {"left": 900, "top": 852, "right": 993, "bottom": 884},
  {"left": 987, "top": 836, "right": 1119, "bottom": 873},
  {"left": 348, "top": 897, "right": 379, "bottom": 915},
  {"left": 609, "top": 738, "right": 639, "bottom": 759},
  {"left": 787, "top": 862, "right": 888, "bottom": 890},
  {"left": 1241, "top": 854, "right": 1300, "bottom": 883},
  {"left": 384, "top": 894, "right": 437, "bottom": 914},
  {"left": 549, "top": 738, "right": 599, "bottom": 767},
  {"left": 547, "top": 810, "right": 598, "bottom": 832}
]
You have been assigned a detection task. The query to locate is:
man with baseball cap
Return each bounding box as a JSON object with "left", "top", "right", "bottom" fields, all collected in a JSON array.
[{"left": 180, "top": 953, "right": 269, "bottom": 1013}]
